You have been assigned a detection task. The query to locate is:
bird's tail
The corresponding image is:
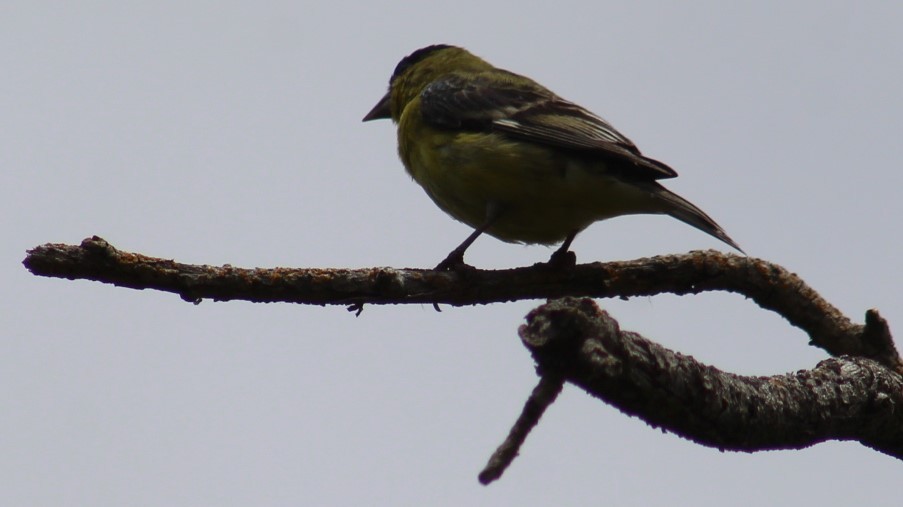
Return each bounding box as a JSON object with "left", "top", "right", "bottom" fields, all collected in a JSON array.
[{"left": 651, "top": 185, "right": 744, "bottom": 254}]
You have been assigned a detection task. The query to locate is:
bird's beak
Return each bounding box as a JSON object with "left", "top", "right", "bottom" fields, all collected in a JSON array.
[{"left": 362, "top": 92, "right": 392, "bottom": 121}]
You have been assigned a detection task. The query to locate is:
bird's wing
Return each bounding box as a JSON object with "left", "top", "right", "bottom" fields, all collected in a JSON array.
[{"left": 420, "top": 72, "right": 677, "bottom": 180}]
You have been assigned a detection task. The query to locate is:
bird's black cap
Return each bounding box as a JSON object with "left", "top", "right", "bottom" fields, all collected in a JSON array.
[{"left": 389, "top": 44, "right": 454, "bottom": 83}]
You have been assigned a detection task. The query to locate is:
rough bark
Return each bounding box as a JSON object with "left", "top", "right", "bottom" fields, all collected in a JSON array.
[
  {"left": 519, "top": 298, "right": 903, "bottom": 459},
  {"left": 22, "top": 236, "right": 902, "bottom": 482},
  {"left": 23, "top": 236, "right": 900, "bottom": 372}
]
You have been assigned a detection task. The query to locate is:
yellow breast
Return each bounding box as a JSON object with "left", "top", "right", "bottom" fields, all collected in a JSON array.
[{"left": 397, "top": 99, "right": 656, "bottom": 245}]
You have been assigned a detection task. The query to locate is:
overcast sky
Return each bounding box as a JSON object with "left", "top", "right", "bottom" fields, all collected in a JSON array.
[{"left": 4, "top": 1, "right": 901, "bottom": 505}]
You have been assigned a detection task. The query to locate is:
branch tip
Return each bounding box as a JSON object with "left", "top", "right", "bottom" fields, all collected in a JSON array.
[
  {"left": 862, "top": 309, "right": 901, "bottom": 374},
  {"left": 479, "top": 374, "right": 564, "bottom": 484}
]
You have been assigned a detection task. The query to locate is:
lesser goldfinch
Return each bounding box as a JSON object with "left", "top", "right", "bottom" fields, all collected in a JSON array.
[{"left": 364, "top": 44, "right": 742, "bottom": 269}]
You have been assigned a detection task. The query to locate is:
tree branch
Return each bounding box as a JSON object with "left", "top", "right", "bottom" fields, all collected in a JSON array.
[
  {"left": 518, "top": 298, "right": 903, "bottom": 459},
  {"left": 23, "top": 236, "right": 902, "bottom": 481},
  {"left": 23, "top": 236, "right": 900, "bottom": 372}
]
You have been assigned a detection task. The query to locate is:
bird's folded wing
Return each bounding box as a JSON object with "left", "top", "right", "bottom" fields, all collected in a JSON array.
[{"left": 420, "top": 72, "right": 677, "bottom": 180}]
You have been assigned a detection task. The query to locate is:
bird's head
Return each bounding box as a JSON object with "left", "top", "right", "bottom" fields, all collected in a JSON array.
[{"left": 363, "top": 44, "right": 489, "bottom": 123}]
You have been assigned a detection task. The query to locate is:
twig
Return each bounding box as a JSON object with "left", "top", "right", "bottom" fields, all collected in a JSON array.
[{"left": 478, "top": 374, "right": 564, "bottom": 485}]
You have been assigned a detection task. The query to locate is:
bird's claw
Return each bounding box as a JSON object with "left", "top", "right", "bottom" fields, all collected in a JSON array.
[
  {"left": 434, "top": 250, "right": 468, "bottom": 271},
  {"left": 545, "top": 249, "right": 577, "bottom": 269}
]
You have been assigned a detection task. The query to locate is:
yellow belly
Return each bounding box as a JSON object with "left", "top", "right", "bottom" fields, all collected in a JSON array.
[{"left": 399, "top": 122, "right": 657, "bottom": 245}]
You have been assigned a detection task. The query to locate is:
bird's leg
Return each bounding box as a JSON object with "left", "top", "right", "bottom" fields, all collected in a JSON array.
[
  {"left": 546, "top": 230, "right": 578, "bottom": 268},
  {"left": 434, "top": 227, "right": 485, "bottom": 271},
  {"left": 434, "top": 203, "right": 502, "bottom": 271}
]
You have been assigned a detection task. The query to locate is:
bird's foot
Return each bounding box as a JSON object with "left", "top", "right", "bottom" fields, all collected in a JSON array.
[
  {"left": 434, "top": 249, "right": 474, "bottom": 272},
  {"left": 543, "top": 249, "right": 577, "bottom": 270}
]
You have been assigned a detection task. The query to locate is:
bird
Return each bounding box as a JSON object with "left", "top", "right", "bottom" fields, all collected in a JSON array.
[{"left": 363, "top": 44, "right": 743, "bottom": 270}]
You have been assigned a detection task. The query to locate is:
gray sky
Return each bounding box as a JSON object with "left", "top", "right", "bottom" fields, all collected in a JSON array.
[{"left": 4, "top": 1, "right": 901, "bottom": 505}]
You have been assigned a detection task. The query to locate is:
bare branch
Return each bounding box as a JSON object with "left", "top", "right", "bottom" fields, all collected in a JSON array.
[
  {"left": 518, "top": 298, "right": 903, "bottom": 460},
  {"left": 23, "top": 236, "right": 900, "bottom": 371},
  {"left": 478, "top": 374, "right": 564, "bottom": 485},
  {"left": 23, "top": 237, "right": 902, "bottom": 480}
]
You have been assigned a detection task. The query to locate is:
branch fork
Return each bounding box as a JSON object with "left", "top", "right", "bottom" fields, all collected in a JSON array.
[{"left": 23, "top": 236, "right": 901, "bottom": 482}]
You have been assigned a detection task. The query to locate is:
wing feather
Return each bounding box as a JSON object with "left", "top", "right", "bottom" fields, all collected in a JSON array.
[{"left": 420, "top": 72, "right": 677, "bottom": 180}]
